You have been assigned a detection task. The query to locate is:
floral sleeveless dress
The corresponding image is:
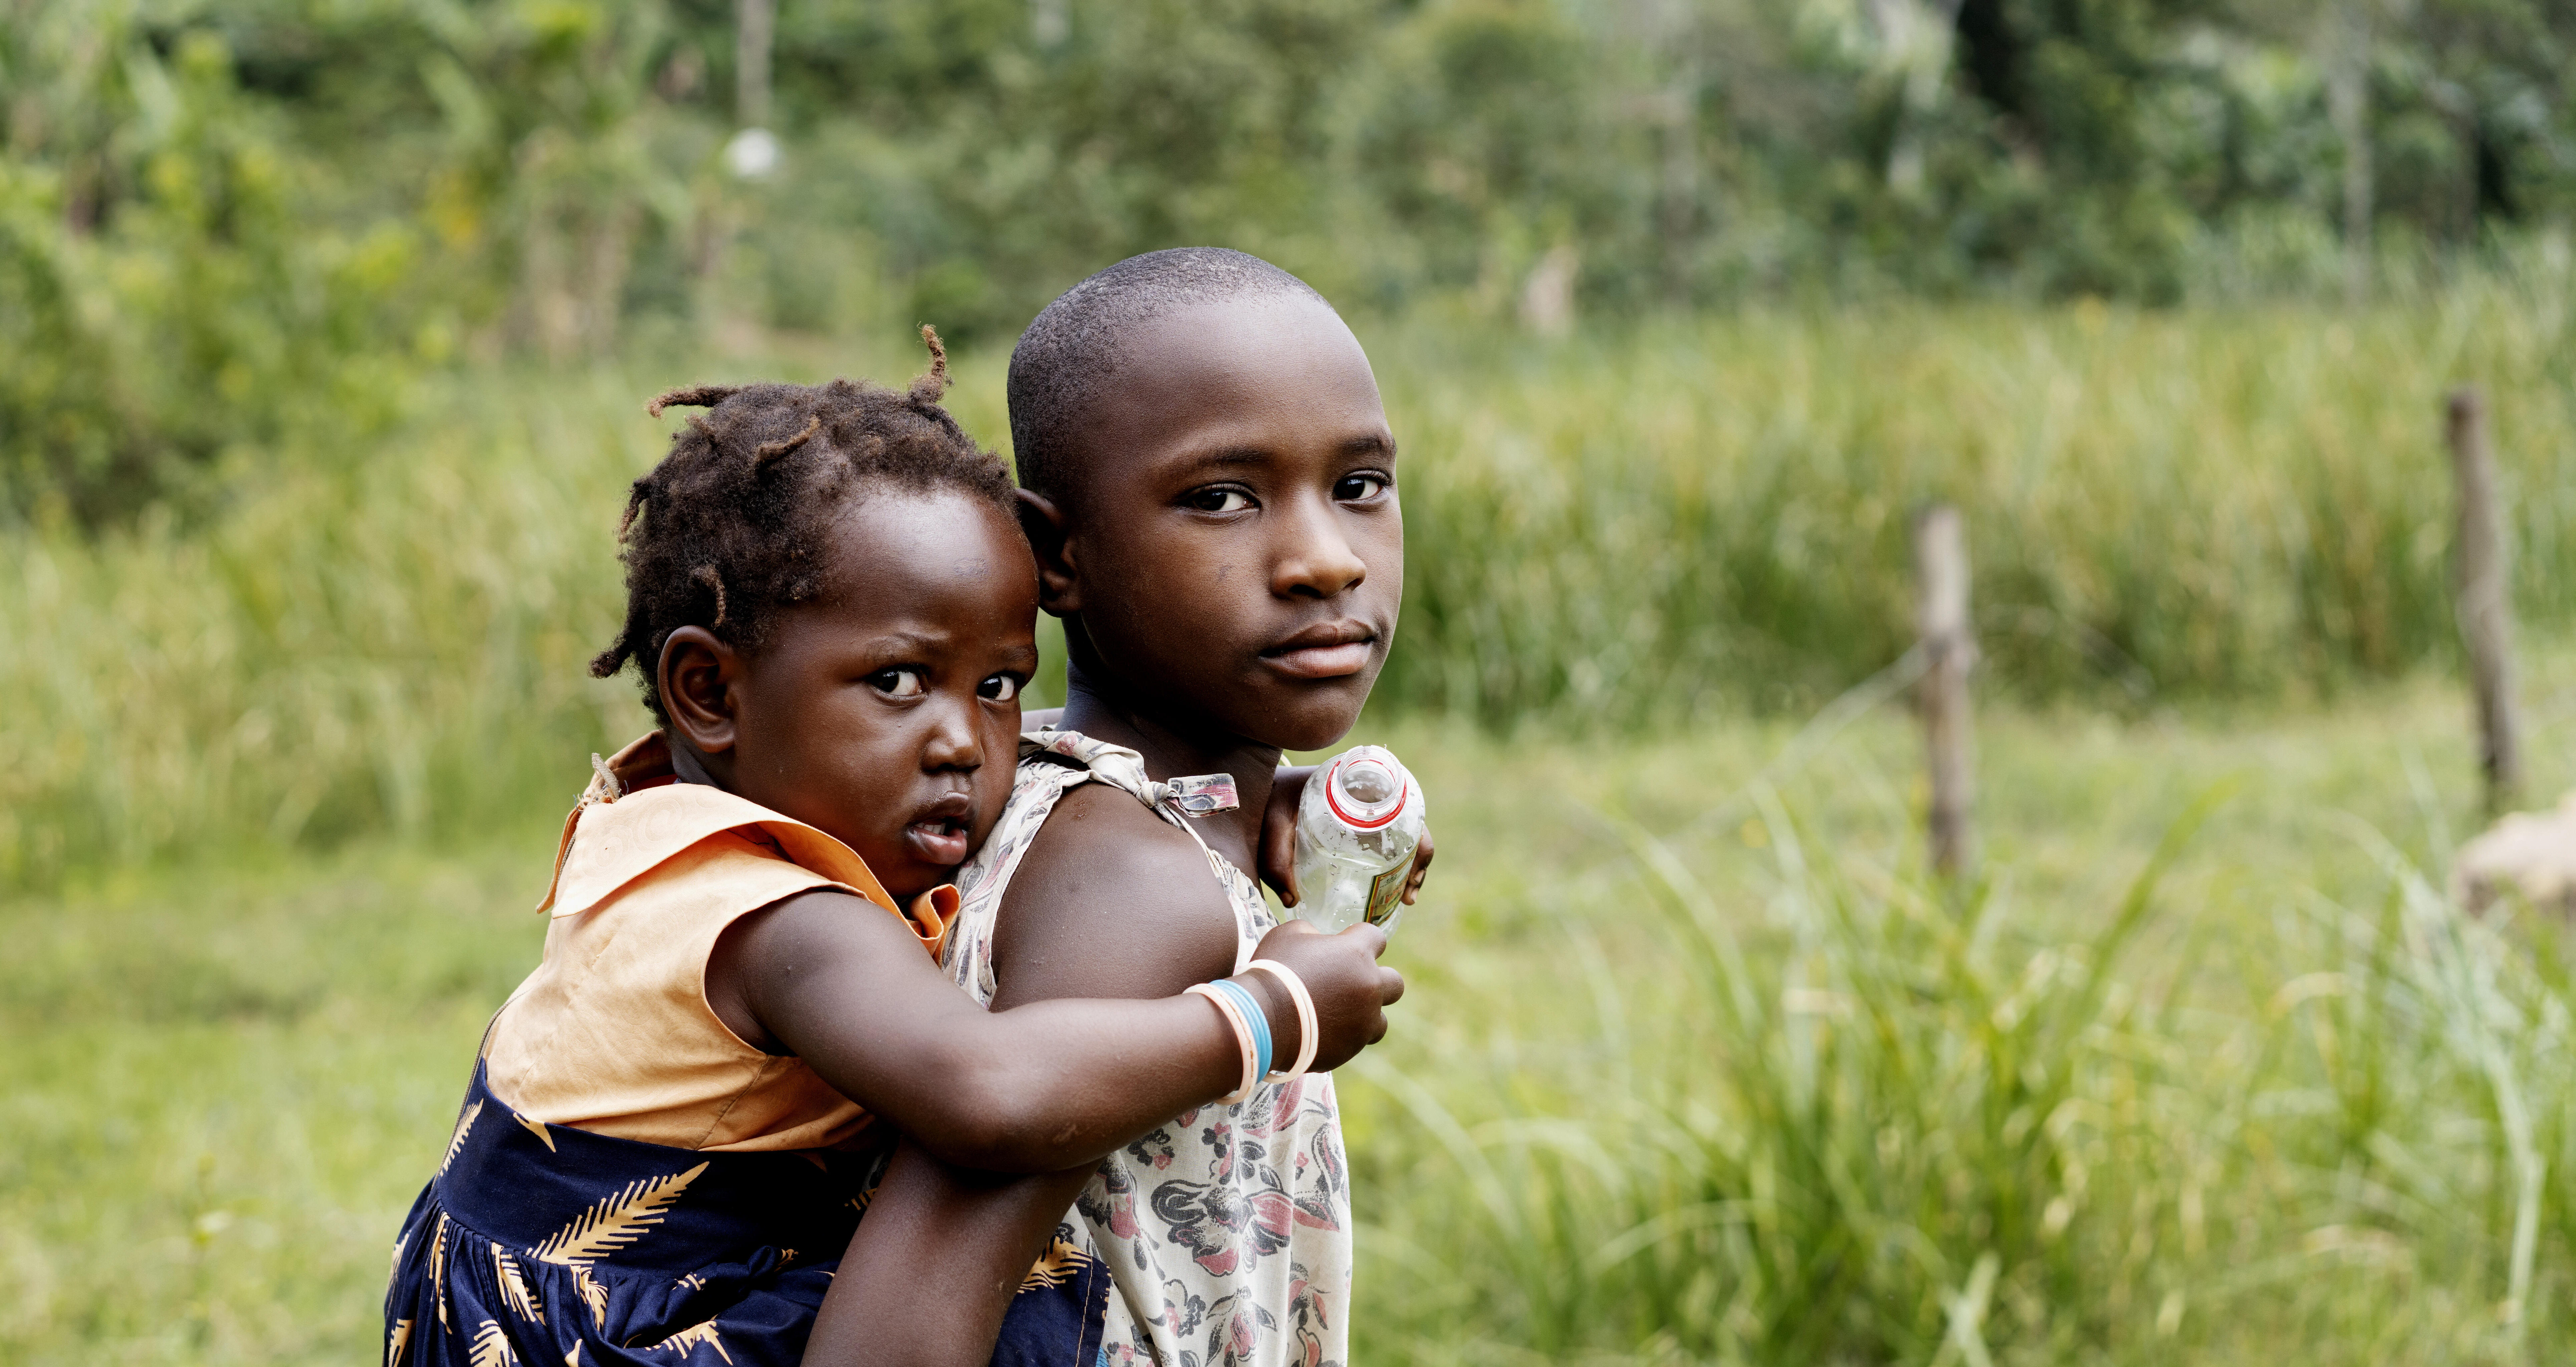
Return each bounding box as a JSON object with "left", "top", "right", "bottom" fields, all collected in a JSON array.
[{"left": 946, "top": 730, "right": 1353, "bottom": 1367}]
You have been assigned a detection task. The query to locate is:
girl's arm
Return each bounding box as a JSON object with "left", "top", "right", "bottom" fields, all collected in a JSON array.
[
  {"left": 704, "top": 850, "right": 1399, "bottom": 1175},
  {"left": 1008, "top": 717, "right": 1437, "bottom": 907},
  {"left": 802, "top": 789, "right": 1296, "bottom": 1367},
  {"left": 803, "top": 1143, "right": 1094, "bottom": 1367},
  {"left": 1261, "top": 763, "right": 1437, "bottom": 908}
]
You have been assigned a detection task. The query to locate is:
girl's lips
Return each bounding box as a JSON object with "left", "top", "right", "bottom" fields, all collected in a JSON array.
[
  {"left": 1261, "top": 641, "right": 1374, "bottom": 679},
  {"left": 903, "top": 821, "right": 971, "bottom": 866}
]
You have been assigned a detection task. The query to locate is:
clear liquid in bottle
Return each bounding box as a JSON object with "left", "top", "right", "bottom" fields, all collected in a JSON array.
[{"left": 1288, "top": 745, "right": 1426, "bottom": 934}]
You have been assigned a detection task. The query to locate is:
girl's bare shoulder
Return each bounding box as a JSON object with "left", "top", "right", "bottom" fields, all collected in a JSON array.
[{"left": 990, "top": 783, "right": 1239, "bottom": 1004}]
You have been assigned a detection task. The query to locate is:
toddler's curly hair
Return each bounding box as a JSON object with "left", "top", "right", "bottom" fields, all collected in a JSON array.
[{"left": 591, "top": 327, "right": 1017, "bottom": 721}]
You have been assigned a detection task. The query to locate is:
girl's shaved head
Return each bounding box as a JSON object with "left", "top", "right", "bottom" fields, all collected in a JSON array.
[{"left": 1007, "top": 247, "right": 1329, "bottom": 505}]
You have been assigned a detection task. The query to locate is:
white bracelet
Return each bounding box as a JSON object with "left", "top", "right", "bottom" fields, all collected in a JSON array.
[
  {"left": 1243, "top": 959, "right": 1321, "bottom": 1081},
  {"left": 1185, "top": 983, "right": 1260, "bottom": 1103}
]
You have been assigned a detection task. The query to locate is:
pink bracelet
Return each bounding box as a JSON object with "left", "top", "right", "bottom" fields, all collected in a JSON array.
[
  {"left": 1185, "top": 983, "right": 1260, "bottom": 1104},
  {"left": 1242, "top": 960, "right": 1320, "bottom": 1081}
]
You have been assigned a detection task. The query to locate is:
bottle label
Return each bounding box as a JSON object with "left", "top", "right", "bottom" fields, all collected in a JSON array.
[{"left": 1364, "top": 862, "right": 1409, "bottom": 927}]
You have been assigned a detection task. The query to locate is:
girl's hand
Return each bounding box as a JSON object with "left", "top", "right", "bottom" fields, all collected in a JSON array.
[
  {"left": 1260, "top": 765, "right": 1438, "bottom": 909},
  {"left": 1238, "top": 920, "right": 1403, "bottom": 1073}
]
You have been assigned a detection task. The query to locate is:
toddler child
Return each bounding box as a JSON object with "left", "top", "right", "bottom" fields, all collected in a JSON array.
[
  {"left": 815, "top": 250, "right": 1410, "bottom": 1367},
  {"left": 380, "top": 338, "right": 1403, "bottom": 1367}
]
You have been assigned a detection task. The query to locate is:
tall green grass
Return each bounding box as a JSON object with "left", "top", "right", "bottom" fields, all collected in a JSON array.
[
  {"left": 7, "top": 280, "right": 2576, "bottom": 884},
  {"left": 1384, "top": 253, "right": 2576, "bottom": 724},
  {"left": 14, "top": 695, "right": 2576, "bottom": 1363},
  {"left": 1339, "top": 707, "right": 2576, "bottom": 1364}
]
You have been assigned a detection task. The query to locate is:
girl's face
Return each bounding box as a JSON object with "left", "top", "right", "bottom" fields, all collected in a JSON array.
[
  {"left": 662, "top": 489, "right": 1040, "bottom": 898},
  {"left": 1043, "top": 294, "right": 1402, "bottom": 754}
]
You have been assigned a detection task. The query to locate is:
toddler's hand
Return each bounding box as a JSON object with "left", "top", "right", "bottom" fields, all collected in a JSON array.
[
  {"left": 1260, "top": 766, "right": 1439, "bottom": 908},
  {"left": 1241, "top": 920, "right": 1403, "bottom": 1073}
]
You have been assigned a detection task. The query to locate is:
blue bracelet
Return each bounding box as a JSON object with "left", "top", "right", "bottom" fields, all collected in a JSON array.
[{"left": 1205, "top": 977, "right": 1273, "bottom": 1086}]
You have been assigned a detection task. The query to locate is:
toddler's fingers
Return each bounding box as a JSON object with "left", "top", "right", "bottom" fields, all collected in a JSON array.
[
  {"left": 1338, "top": 923, "right": 1390, "bottom": 960},
  {"left": 1377, "top": 966, "right": 1405, "bottom": 1007}
]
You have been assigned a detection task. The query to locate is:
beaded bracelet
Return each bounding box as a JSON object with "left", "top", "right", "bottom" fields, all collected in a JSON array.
[
  {"left": 1242, "top": 959, "right": 1320, "bottom": 1081},
  {"left": 1184, "top": 981, "right": 1263, "bottom": 1104}
]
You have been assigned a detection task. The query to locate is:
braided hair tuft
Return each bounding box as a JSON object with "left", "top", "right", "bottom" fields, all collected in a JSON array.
[{"left": 590, "top": 334, "right": 1017, "bottom": 720}]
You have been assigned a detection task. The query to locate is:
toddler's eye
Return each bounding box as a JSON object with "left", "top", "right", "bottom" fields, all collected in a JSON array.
[
  {"left": 1184, "top": 487, "right": 1255, "bottom": 514},
  {"left": 868, "top": 668, "right": 927, "bottom": 698},
  {"left": 1335, "top": 474, "right": 1389, "bottom": 502},
  {"left": 978, "top": 674, "right": 1022, "bottom": 702}
]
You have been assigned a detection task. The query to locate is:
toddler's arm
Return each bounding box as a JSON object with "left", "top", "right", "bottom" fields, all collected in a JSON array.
[{"left": 704, "top": 870, "right": 1399, "bottom": 1175}]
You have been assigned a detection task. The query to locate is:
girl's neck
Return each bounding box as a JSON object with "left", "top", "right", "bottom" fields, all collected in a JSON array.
[{"left": 1059, "top": 656, "right": 1279, "bottom": 867}]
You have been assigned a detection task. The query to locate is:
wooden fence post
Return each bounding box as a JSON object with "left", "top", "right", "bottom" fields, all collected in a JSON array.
[
  {"left": 2448, "top": 386, "right": 2522, "bottom": 811},
  {"left": 736, "top": 0, "right": 775, "bottom": 128},
  {"left": 1916, "top": 505, "right": 1976, "bottom": 877}
]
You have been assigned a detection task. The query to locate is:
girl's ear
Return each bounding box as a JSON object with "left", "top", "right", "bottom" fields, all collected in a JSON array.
[
  {"left": 658, "top": 626, "right": 743, "bottom": 756},
  {"left": 1017, "top": 488, "right": 1081, "bottom": 617}
]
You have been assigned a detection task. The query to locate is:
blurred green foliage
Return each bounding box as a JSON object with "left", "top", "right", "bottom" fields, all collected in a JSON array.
[
  {"left": 4, "top": 0, "right": 2573, "bottom": 519},
  {"left": 4, "top": 287, "right": 2572, "bottom": 886}
]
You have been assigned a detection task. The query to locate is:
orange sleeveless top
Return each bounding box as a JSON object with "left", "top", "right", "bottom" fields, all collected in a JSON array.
[{"left": 483, "top": 733, "right": 958, "bottom": 1153}]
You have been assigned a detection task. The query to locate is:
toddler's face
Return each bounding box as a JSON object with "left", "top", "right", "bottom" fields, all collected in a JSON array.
[
  {"left": 1051, "top": 294, "right": 1402, "bottom": 753},
  {"left": 724, "top": 490, "right": 1038, "bottom": 897}
]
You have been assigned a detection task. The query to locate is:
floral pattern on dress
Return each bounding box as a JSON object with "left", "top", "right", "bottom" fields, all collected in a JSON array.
[{"left": 944, "top": 730, "right": 1352, "bottom": 1367}]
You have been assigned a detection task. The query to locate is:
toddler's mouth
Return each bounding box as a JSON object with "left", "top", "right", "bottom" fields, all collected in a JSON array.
[{"left": 903, "top": 795, "right": 975, "bottom": 866}]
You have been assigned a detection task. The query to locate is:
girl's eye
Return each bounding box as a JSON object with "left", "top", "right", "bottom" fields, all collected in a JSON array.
[
  {"left": 979, "top": 674, "right": 1022, "bottom": 703},
  {"left": 1335, "top": 474, "right": 1389, "bottom": 502},
  {"left": 868, "top": 668, "right": 926, "bottom": 698},
  {"left": 1184, "top": 487, "right": 1255, "bottom": 514}
]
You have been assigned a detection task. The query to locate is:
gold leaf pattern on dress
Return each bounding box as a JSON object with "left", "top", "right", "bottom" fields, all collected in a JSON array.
[
  {"left": 569, "top": 1264, "right": 609, "bottom": 1327},
  {"left": 442, "top": 1102, "right": 484, "bottom": 1174},
  {"left": 529, "top": 1162, "right": 707, "bottom": 1267},
  {"left": 386, "top": 1318, "right": 413, "bottom": 1367},
  {"left": 564, "top": 1348, "right": 581, "bottom": 1367},
  {"left": 492, "top": 1245, "right": 545, "bottom": 1324},
  {"left": 513, "top": 1111, "right": 558, "bottom": 1152},
  {"left": 468, "top": 1319, "right": 520, "bottom": 1367},
  {"left": 430, "top": 1214, "right": 453, "bottom": 1331},
  {"left": 1018, "top": 1232, "right": 1095, "bottom": 1291},
  {"left": 390, "top": 1233, "right": 408, "bottom": 1281},
  {"left": 675, "top": 1272, "right": 705, "bottom": 1291},
  {"left": 648, "top": 1320, "right": 733, "bottom": 1363}
]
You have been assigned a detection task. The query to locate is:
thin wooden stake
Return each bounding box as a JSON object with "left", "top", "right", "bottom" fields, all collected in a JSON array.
[
  {"left": 2448, "top": 386, "right": 2522, "bottom": 810},
  {"left": 1916, "top": 505, "right": 1976, "bottom": 877}
]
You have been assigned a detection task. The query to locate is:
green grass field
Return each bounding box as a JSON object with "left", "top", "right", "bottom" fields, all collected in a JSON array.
[
  {"left": 11, "top": 661, "right": 2576, "bottom": 1364},
  {"left": 9, "top": 281, "right": 2575, "bottom": 888},
  {"left": 12, "top": 290, "right": 2576, "bottom": 1363}
]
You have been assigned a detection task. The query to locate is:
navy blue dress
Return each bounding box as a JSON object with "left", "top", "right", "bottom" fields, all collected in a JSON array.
[{"left": 383, "top": 1061, "right": 1110, "bottom": 1365}]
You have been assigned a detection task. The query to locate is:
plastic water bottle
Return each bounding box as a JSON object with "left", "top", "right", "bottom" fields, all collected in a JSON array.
[{"left": 1289, "top": 746, "right": 1427, "bottom": 934}]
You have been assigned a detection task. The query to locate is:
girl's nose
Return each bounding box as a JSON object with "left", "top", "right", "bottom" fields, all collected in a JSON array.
[{"left": 1272, "top": 494, "right": 1368, "bottom": 599}]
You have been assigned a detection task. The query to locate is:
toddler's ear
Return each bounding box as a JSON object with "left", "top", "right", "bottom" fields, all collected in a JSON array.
[
  {"left": 657, "top": 626, "right": 743, "bottom": 756},
  {"left": 1016, "top": 489, "right": 1081, "bottom": 617}
]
